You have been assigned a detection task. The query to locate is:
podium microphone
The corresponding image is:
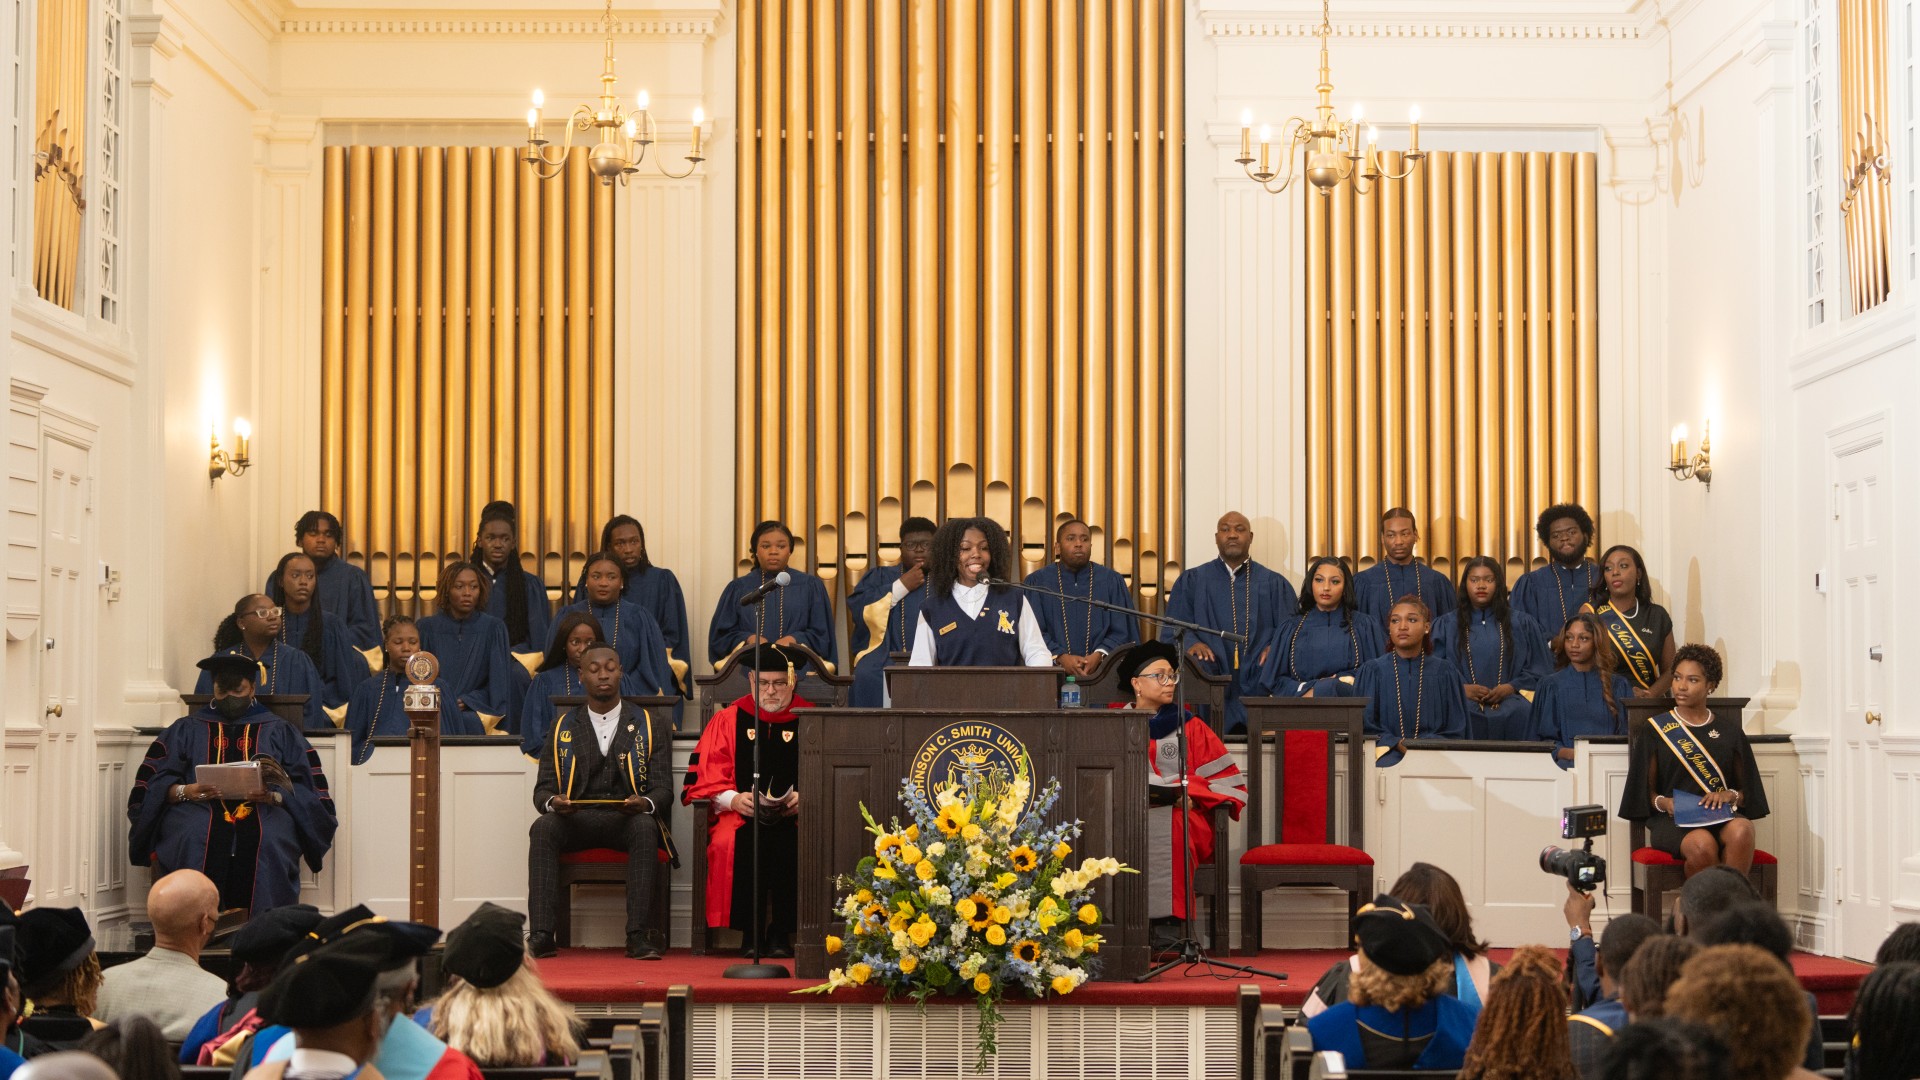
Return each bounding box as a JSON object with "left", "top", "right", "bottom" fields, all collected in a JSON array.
[{"left": 738, "top": 571, "right": 792, "bottom": 605}]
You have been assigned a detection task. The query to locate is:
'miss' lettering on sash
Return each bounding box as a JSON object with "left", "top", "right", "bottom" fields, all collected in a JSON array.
[
  {"left": 1652, "top": 712, "right": 1727, "bottom": 794},
  {"left": 1593, "top": 603, "right": 1659, "bottom": 689}
]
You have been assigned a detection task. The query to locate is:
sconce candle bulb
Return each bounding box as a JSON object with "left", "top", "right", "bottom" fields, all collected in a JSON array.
[{"left": 1668, "top": 421, "right": 1711, "bottom": 488}]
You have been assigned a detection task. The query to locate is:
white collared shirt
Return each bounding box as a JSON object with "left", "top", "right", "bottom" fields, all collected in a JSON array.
[
  {"left": 587, "top": 704, "right": 620, "bottom": 755},
  {"left": 286, "top": 1047, "right": 362, "bottom": 1080},
  {"left": 908, "top": 582, "right": 1055, "bottom": 668}
]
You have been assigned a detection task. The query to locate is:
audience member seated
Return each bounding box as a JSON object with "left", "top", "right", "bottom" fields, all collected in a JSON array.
[
  {"left": 1844, "top": 961, "right": 1920, "bottom": 1080},
  {"left": 419, "top": 903, "right": 580, "bottom": 1068},
  {"left": 1510, "top": 504, "right": 1601, "bottom": 644},
  {"left": 14, "top": 908, "right": 102, "bottom": 1055},
  {"left": 1564, "top": 887, "right": 1660, "bottom": 1009},
  {"left": 1670, "top": 865, "right": 1759, "bottom": 936},
  {"left": 1023, "top": 519, "right": 1138, "bottom": 677},
  {"left": 708, "top": 520, "right": 837, "bottom": 668},
  {"left": 1582, "top": 545, "right": 1677, "bottom": 698},
  {"left": 178, "top": 904, "right": 324, "bottom": 1066},
  {"left": 471, "top": 502, "right": 551, "bottom": 658},
  {"left": 1353, "top": 508, "right": 1457, "bottom": 631},
  {"left": 344, "top": 616, "right": 474, "bottom": 765},
  {"left": 417, "top": 561, "right": 521, "bottom": 732},
  {"left": 1304, "top": 895, "right": 1478, "bottom": 1070},
  {"left": 1, "top": 921, "right": 22, "bottom": 1079},
  {"left": 1872, "top": 920, "right": 1920, "bottom": 965},
  {"left": 95, "top": 870, "right": 226, "bottom": 1040},
  {"left": 1302, "top": 861, "right": 1502, "bottom": 1018},
  {"left": 847, "top": 518, "right": 937, "bottom": 707},
  {"left": 1663, "top": 944, "right": 1822, "bottom": 1080},
  {"left": 266, "top": 552, "right": 370, "bottom": 718},
  {"left": 553, "top": 553, "right": 676, "bottom": 700},
  {"left": 1616, "top": 935, "right": 1698, "bottom": 1022},
  {"left": 13, "top": 1053, "right": 117, "bottom": 1080},
  {"left": 908, "top": 518, "right": 1054, "bottom": 668},
  {"left": 1596, "top": 1018, "right": 1728, "bottom": 1080},
  {"left": 76, "top": 1016, "right": 178, "bottom": 1080},
  {"left": 526, "top": 644, "right": 673, "bottom": 961},
  {"left": 1434, "top": 557, "right": 1551, "bottom": 741},
  {"left": 1530, "top": 613, "right": 1633, "bottom": 768},
  {"left": 1693, "top": 902, "right": 1821, "bottom": 1070},
  {"left": 572, "top": 515, "right": 691, "bottom": 689},
  {"left": 518, "top": 611, "right": 607, "bottom": 757},
  {"left": 1459, "top": 944, "right": 1576, "bottom": 1080},
  {"left": 245, "top": 934, "right": 412, "bottom": 1080},
  {"left": 268, "top": 511, "right": 381, "bottom": 651},
  {"left": 1356, "top": 597, "right": 1470, "bottom": 766},
  {"left": 1247, "top": 555, "right": 1381, "bottom": 698},
  {"left": 1565, "top": 911, "right": 1661, "bottom": 1078},
  {"left": 1159, "top": 511, "right": 1297, "bottom": 733},
  {"left": 129, "top": 654, "right": 337, "bottom": 915},
  {"left": 195, "top": 595, "right": 327, "bottom": 731}
]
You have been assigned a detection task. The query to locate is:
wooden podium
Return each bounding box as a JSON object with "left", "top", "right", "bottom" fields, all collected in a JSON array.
[
  {"left": 885, "top": 666, "right": 1063, "bottom": 710},
  {"left": 794, "top": 707, "right": 1151, "bottom": 979}
]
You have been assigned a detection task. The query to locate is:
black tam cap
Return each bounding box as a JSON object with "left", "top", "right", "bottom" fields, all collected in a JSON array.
[
  {"left": 744, "top": 643, "right": 798, "bottom": 676},
  {"left": 197, "top": 652, "right": 260, "bottom": 688},
  {"left": 15, "top": 906, "right": 94, "bottom": 998},
  {"left": 441, "top": 902, "right": 526, "bottom": 989},
  {"left": 0, "top": 906, "right": 17, "bottom": 979},
  {"left": 231, "top": 903, "right": 325, "bottom": 966},
  {"left": 1116, "top": 641, "right": 1180, "bottom": 685},
  {"left": 283, "top": 903, "right": 440, "bottom": 970},
  {"left": 1351, "top": 894, "right": 1451, "bottom": 976},
  {"left": 259, "top": 933, "right": 390, "bottom": 1029}
]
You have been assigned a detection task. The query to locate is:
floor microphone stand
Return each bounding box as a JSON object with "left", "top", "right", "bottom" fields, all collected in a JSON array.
[{"left": 724, "top": 581, "right": 788, "bottom": 979}]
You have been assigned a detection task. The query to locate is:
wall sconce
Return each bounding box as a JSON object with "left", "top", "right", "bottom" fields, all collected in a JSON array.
[
  {"left": 209, "top": 419, "right": 252, "bottom": 484},
  {"left": 1668, "top": 421, "right": 1711, "bottom": 489}
]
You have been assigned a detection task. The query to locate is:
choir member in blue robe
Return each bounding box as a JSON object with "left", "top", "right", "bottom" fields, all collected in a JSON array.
[
  {"left": 553, "top": 552, "right": 675, "bottom": 702},
  {"left": 573, "top": 515, "right": 693, "bottom": 697},
  {"left": 1509, "top": 503, "right": 1601, "bottom": 642},
  {"left": 265, "top": 552, "right": 369, "bottom": 714},
  {"left": 1432, "top": 556, "right": 1552, "bottom": 742},
  {"left": 1529, "top": 612, "right": 1633, "bottom": 769},
  {"left": 847, "top": 517, "right": 937, "bottom": 707},
  {"left": 1352, "top": 508, "right": 1458, "bottom": 631},
  {"left": 1023, "top": 518, "right": 1138, "bottom": 677},
  {"left": 708, "top": 520, "right": 837, "bottom": 668},
  {"left": 1582, "top": 543, "right": 1678, "bottom": 699},
  {"left": 1305, "top": 896, "right": 1477, "bottom": 1069},
  {"left": 1251, "top": 555, "right": 1385, "bottom": 697},
  {"left": 1356, "top": 597, "right": 1470, "bottom": 767},
  {"left": 1160, "top": 511, "right": 1298, "bottom": 732},
  {"left": 344, "top": 616, "right": 477, "bottom": 764},
  {"left": 417, "top": 560, "right": 521, "bottom": 733},
  {"left": 471, "top": 501, "right": 551, "bottom": 655},
  {"left": 908, "top": 518, "right": 1055, "bottom": 667},
  {"left": 520, "top": 610, "right": 625, "bottom": 756},
  {"left": 128, "top": 654, "right": 337, "bottom": 914},
  {"left": 262, "top": 511, "right": 382, "bottom": 651},
  {"left": 193, "top": 595, "right": 329, "bottom": 731}
]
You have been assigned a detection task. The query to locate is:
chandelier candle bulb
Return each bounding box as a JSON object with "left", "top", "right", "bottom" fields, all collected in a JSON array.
[
  {"left": 690, "top": 107, "right": 705, "bottom": 158},
  {"left": 1258, "top": 125, "right": 1273, "bottom": 175},
  {"left": 1239, "top": 108, "right": 1253, "bottom": 161},
  {"left": 1409, "top": 104, "right": 1421, "bottom": 150},
  {"left": 234, "top": 419, "right": 250, "bottom": 461}
]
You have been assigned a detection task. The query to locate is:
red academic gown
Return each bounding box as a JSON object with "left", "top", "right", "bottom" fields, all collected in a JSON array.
[
  {"left": 685, "top": 694, "right": 814, "bottom": 928},
  {"left": 1113, "top": 703, "right": 1247, "bottom": 918}
]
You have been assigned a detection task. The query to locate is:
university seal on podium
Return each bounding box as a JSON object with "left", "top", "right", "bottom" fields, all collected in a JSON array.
[{"left": 910, "top": 721, "right": 1029, "bottom": 806}]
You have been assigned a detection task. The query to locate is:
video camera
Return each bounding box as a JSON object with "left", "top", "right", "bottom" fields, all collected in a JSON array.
[{"left": 1539, "top": 803, "right": 1608, "bottom": 893}]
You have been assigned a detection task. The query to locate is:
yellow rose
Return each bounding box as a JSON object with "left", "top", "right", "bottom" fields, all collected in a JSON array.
[
  {"left": 900, "top": 844, "right": 923, "bottom": 865},
  {"left": 909, "top": 918, "right": 936, "bottom": 947},
  {"left": 990, "top": 905, "right": 1013, "bottom": 925},
  {"left": 1051, "top": 975, "right": 1075, "bottom": 996},
  {"left": 961, "top": 823, "right": 985, "bottom": 842},
  {"left": 973, "top": 973, "right": 994, "bottom": 994},
  {"left": 986, "top": 924, "right": 1007, "bottom": 946},
  {"left": 955, "top": 898, "right": 978, "bottom": 920},
  {"left": 1038, "top": 896, "right": 1059, "bottom": 912},
  {"left": 855, "top": 889, "right": 874, "bottom": 903},
  {"left": 825, "top": 935, "right": 843, "bottom": 955},
  {"left": 898, "top": 954, "right": 918, "bottom": 974},
  {"left": 1078, "top": 904, "right": 1100, "bottom": 925},
  {"left": 904, "top": 824, "right": 920, "bottom": 841},
  {"left": 915, "top": 859, "right": 938, "bottom": 881},
  {"left": 1062, "top": 928, "right": 1084, "bottom": 951},
  {"left": 1054, "top": 842, "right": 1072, "bottom": 859},
  {"left": 849, "top": 962, "right": 873, "bottom": 985}
]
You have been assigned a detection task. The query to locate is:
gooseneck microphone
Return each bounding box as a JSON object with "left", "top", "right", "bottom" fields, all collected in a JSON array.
[{"left": 738, "top": 570, "right": 792, "bottom": 605}]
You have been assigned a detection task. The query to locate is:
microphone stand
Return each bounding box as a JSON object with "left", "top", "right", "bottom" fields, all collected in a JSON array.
[
  {"left": 993, "top": 575, "right": 1286, "bottom": 983},
  {"left": 724, "top": 576, "right": 789, "bottom": 979}
]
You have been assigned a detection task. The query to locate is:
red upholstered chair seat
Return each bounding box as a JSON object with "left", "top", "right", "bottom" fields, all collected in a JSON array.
[
  {"left": 1631, "top": 847, "right": 1777, "bottom": 866},
  {"left": 558, "top": 847, "right": 672, "bottom": 865},
  {"left": 1242, "top": 843, "right": 1375, "bottom": 867}
]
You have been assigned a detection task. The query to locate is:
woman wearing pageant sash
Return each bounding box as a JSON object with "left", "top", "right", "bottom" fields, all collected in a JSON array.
[
  {"left": 1581, "top": 544, "right": 1677, "bottom": 699},
  {"left": 1618, "top": 643, "right": 1768, "bottom": 878}
]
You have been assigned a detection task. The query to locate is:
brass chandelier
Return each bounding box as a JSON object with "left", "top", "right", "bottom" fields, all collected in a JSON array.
[
  {"left": 1235, "top": 0, "right": 1423, "bottom": 196},
  {"left": 522, "top": 0, "right": 706, "bottom": 185}
]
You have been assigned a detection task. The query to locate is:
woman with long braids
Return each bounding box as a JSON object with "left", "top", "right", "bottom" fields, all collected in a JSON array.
[
  {"left": 1433, "top": 556, "right": 1552, "bottom": 741},
  {"left": 265, "top": 551, "right": 369, "bottom": 716},
  {"left": 574, "top": 514, "right": 691, "bottom": 694},
  {"left": 707, "top": 520, "right": 836, "bottom": 667},
  {"left": 517, "top": 610, "right": 608, "bottom": 757},
  {"left": 1530, "top": 612, "right": 1634, "bottom": 768},
  {"left": 471, "top": 501, "right": 551, "bottom": 657},
  {"left": 1846, "top": 962, "right": 1920, "bottom": 1080},
  {"left": 1249, "top": 555, "right": 1384, "bottom": 697},
  {"left": 1354, "top": 596, "right": 1469, "bottom": 767},
  {"left": 343, "top": 615, "right": 474, "bottom": 763},
  {"left": 907, "top": 518, "right": 1053, "bottom": 667},
  {"left": 1457, "top": 946, "right": 1578, "bottom": 1080},
  {"left": 193, "top": 594, "right": 328, "bottom": 731},
  {"left": 552, "top": 551, "right": 675, "bottom": 702}
]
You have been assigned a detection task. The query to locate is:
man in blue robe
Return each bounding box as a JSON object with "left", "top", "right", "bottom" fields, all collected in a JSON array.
[
  {"left": 1352, "top": 508, "right": 1457, "bottom": 630},
  {"left": 264, "top": 511, "right": 382, "bottom": 650},
  {"left": 128, "top": 654, "right": 337, "bottom": 914},
  {"left": 1159, "top": 511, "right": 1297, "bottom": 732},
  {"left": 846, "top": 518, "right": 936, "bottom": 707},
  {"left": 1023, "top": 519, "right": 1138, "bottom": 678},
  {"left": 1509, "top": 503, "right": 1601, "bottom": 643},
  {"left": 1306, "top": 895, "right": 1477, "bottom": 1069}
]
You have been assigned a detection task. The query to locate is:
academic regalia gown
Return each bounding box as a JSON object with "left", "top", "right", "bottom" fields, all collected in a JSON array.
[
  {"left": 1133, "top": 705, "right": 1245, "bottom": 919},
  {"left": 847, "top": 567, "right": 933, "bottom": 707},
  {"left": 1352, "top": 559, "right": 1458, "bottom": 631},
  {"left": 1160, "top": 558, "right": 1298, "bottom": 732},
  {"left": 417, "top": 611, "right": 520, "bottom": 729},
  {"left": 1431, "top": 607, "right": 1553, "bottom": 741},
  {"left": 344, "top": 671, "right": 477, "bottom": 764},
  {"left": 515, "top": 664, "right": 659, "bottom": 757},
  {"left": 126, "top": 703, "right": 337, "bottom": 914},
  {"left": 1356, "top": 653, "right": 1471, "bottom": 767},
  {"left": 1618, "top": 710, "right": 1769, "bottom": 856},
  {"left": 551, "top": 598, "right": 676, "bottom": 699},
  {"left": 266, "top": 557, "right": 381, "bottom": 651},
  {"left": 192, "top": 643, "right": 328, "bottom": 731},
  {"left": 275, "top": 609, "right": 370, "bottom": 711},
  {"left": 685, "top": 694, "right": 814, "bottom": 931},
  {"left": 1529, "top": 667, "right": 1633, "bottom": 769},
  {"left": 1509, "top": 560, "right": 1601, "bottom": 642},
  {"left": 1250, "top": 609, "right": 1386, "bottom": 697},
  {"left": 258, "top": 1011, "right": 482, "bottom": 1080},
  {"left": 708, "top": 569, "right": 837, "bottom": 668},
  {"left": 1023, "top": 562, "right": 1138, "bottom": 659},
  {"left": 478, "top": 562, "right": 551, "bottom": 654},
  {"left": 1306, "top": 997, "right": 1477, "bottom": 1070},
  {"left": 573, "top": 566, "right": 692, "bottom": 695}
]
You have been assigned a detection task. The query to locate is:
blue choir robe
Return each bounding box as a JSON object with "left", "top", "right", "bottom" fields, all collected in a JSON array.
[
  {"left": 192, "top": 643, "right": 328, "bottom": 731},
  {"left": 343, "top": 671, "right": 477, "bottom": 764},
  {"left": 707, "top": 568, "right": 837, "bottom": 668},
  {"left": 847, "top": 568, "right": 935, "bottom": 707},
  {"left": 416, "top": 611, "right": 520, "bottom": 730},
  {"left": 1431, "top": 607, "right": 1553, "bottom": 741},
  {"left": 275, "top": 609, "right": 370, "bottom": 710},
  {"left": 1160, "top": 559, "right": 1298, "bottom": 732},
  {"left": 1529, "top": 667, "right": 1634, "bottom": 769},
  {"left": 265, "top": 557, "right": 381, "bottom": 651},
  {"left": 1022, "top": 561, "right": 1138, "bottom": 659},
  {"left": 478, "top": 562, "right": 551, "bottom": 654},
  {"left": 1509, "top": 560, "right": 1601, "bottom": 642},
  {"left": 1352, "top": 559, "right": 1458, "bottom": 631},
  {"left": 573, "top": 566, "right": 693, "bottom": 693},
  {"left": 1306, "top": 997, "right": 1477, "bottom": 1070},
  {"left": 1356, "top": 653, "right": 1471, "bottom": 767},
  {"left": 551, "top": 598, "right": 676, "bottom": 698},
  {"left": 1250, "top": 609, "right": 1386, "bottom": 697},
  {"left": 126, "top": 703, "right": 337, "bottom": 914}
]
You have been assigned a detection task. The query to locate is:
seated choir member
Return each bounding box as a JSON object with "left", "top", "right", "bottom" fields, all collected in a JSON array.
[
  {"left": 685, "top": 645, "right": 813, "bottom": 958},
  {"left": 1250, "top": 555, "right": 1383, "bottom": 697},
  {"left": 1530, "top": 612, "right": 1634, "bottom": 769},
  {"left": 266, "top": 511, "right": 382, "bottom": 650},
  {"left": 1432, "top": 556, "right": 1552, "bottom": 741},
  {"left": 266, "top": 552, "right": 370, "bottom": 717},
  {"left": 343, "top": 615, "right": 475, "bottom": 764},
  {"left": 1582, "top": 544, "right": 1678, "bottom": 698},
  {"left": 470, "top": 502, "right": 551, "bottom": 658},
  {"left": 708, "top": 520, "right": 837, "bottom": 668},
  {"left": 1160, "top": 511, "right": 1297, "bottom": 733},
  {"left": 526, "top": 644, "right": 673, "bottom": 961},
  {"left": 552, "top": 552, "right": 675, "bottom": 702},
  {"left": 1304, "top": 895, "right": 1478, "bottom": 1070},
  {"left": 1355, "top": 597, "right": 1469, "bottom": 766},
  {"left": 1510, "top": 503, "right": 1602, "bottom": 643},
  {"left": 129, "top": 654, "right": 337, "bottom": 914},
  {"left": 519, "top": 611, "right": 608, "bottom": 757},
  {"left": 1352, "top": 508, "right": 1457, "bottom": 630},
  {"left": 575, "top": 515, "right": 692, "bottom": 696},
  {"left": 1023, "top": 519, "right": 1138, "bottom": 678},
  {"left": 907, "top": 517, "right": 1054, "bottom": 668},
  {"left": 195, "top": 594, "right": 328, "bottom": 731},
  {"left": 417, "top": 561, "right": 520, "bottom": 731},
  {"left": 1618, "top": 643, "right": 1768, "bottom": 879},
  {"left": 846, "top": 517, "right": 937, "bottom": 707}
]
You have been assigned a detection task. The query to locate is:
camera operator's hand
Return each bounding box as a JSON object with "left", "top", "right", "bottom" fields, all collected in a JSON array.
[{"left": 1563, "top": 884, "right": 1595, "bottom": 934}]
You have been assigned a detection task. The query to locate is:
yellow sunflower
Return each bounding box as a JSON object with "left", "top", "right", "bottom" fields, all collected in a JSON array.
[
  {"left": 875, "top": 834, "right": 903, "bottom": 858},
  {"left": 860, "top": 901, "right": 887, "bottom": 929},
  {"left": 1013, "top": 940, "right": 1041, "bottom": 963},
  {"left": 1008, "top": 846, "right": 1039, "bottom": 872},
  {"left": 935, "top": 804, "right": 970, "bottom": 836},
  {"left": 966, "top": 893, "right": 995, "bottom": 930}
]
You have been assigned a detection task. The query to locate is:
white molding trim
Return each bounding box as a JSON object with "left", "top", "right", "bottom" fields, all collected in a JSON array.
[
  {"left": 275, "top": 13, "right": 718, "bottom": 39},
  {"left": 1200, "top": 12, "right": 1644, "bottom": 43},
  {"left": 1789, "top": 302, "right": 1919, "bottom": 387}
]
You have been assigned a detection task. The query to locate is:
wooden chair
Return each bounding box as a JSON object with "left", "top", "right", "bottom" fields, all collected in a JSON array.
[
  {"left": 695, "top": 643, "right": 850, "bottom": 728},
  {"left": 1239, "top": 698, "right": 1372, "bottom": 956},
  {"left": 553, "top": 847, "right": 673, "bottom": 948},
  {"left": 1074, "top": 644, "right": 1233, "bottom": 736}
]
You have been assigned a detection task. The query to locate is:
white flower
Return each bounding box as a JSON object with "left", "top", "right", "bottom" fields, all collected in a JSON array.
[
  {"left": 926, "top": 842, "right": 947, "bottom": 858},
  {"left": 950, "top": 921, "right": 970, "bottom": 946},
  {"left": 1010, "top": 895, "right": 1032, "bottom": 919},
  {"left": 1051, "top": 876, "right": 1075, "bottom": 897},
  {"left": 892, "top": 930, "right": 912, "bottom": 952}
]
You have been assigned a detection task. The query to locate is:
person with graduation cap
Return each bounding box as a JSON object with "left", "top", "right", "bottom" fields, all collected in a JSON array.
[
  {"left": 344, "top": 616, "right": 477, "bottom": 765},
  {"left": 195, "top": 594, "right": 329, "bottom": 731},
  {"left": 265, "top": 511, "right": 382, "bottom": 651},
  {"left": 685, "top": 644, "right": 815, "bottom": 958},
  {"left": 1305, "top": 895, "right": 1479, "bottom": 1069},
  {"left": 129, "top": 653, "right": 338, "bottom": 914},
  {"left": 707, "top": 520, "right": 837, "bottom": 668},
  {"left": 846, "top": 517, "right": 937, "bottom": 707},
  {"left": 266, "top": 552, "right": 371, "bottom": 719},
  {"left": 177, "top": 903, "right": 325, "bottom": 1066},
  {"left": 243, "top": 933, "right": 397, "bottom": 1080},
  {"left": 417, "top": 903, "right": 580, "bottom": 1068},
  {"left": 12, "top": 908, "right": 100, "bottom": 1055},
  {"left": 1158, "top": 511, "right": 1298, "bottom": 733},
  {"left": 1023, "top": 519, "right": 1138, "bottom": 678},
  {"left": 527, "top": 643, "right": 674, "bottom": 961},
  {"left": 1354, "top": 597, "right": 1471, "bottom": 767},
  {"left": 416, "top": 561, "right": 521, "bottom": 732}
]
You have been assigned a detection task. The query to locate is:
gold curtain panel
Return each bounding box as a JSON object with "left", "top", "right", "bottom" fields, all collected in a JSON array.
[
  {"left": 320, "top": 146, "right": 615, "bottom": 614},
  {"left": 1305, "top": 151, "right": 1600, "bottom": 582},
  {"left": 31, "top": 0, "right": 88, "bottom": 311},
  {"left": 734, "top": 0, "right": 1185, "bottom": 615},
  {"left": 1838, "top": 0, "right": 1892, "bottom": 314}
]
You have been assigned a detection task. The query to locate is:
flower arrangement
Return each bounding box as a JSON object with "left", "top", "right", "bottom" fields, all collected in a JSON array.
[{"left": 797, "top": 760, "right": 1131, "bottom": 1070}]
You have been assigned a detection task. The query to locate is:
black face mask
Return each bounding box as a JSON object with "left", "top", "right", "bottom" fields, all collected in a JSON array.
[{"left": 211, "top": 695, "right": 252, "bottom": 720}]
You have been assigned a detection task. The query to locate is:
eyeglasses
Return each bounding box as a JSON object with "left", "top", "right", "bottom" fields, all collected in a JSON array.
[
  {"left": 247, "top": 606, "right": 285, "bottom": 620},
  {"left": 1136, "top": 670, "right": 1180, "bottom": 685}
]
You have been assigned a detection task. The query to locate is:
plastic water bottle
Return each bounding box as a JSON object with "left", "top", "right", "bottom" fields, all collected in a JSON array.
[{"left": 1059, "top": 675, "right": 1082, "bottom": 709}]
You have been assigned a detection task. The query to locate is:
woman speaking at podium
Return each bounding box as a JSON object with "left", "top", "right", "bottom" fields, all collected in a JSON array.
[{"left": 907, "top": 518, "right": 1055, "bottom": 667}]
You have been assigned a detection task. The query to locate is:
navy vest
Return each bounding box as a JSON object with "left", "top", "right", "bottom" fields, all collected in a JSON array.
[{"left": 921, "top": 589, "right": 1025, "bottom": 666}]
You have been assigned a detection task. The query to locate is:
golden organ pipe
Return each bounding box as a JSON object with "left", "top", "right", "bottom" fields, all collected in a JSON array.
[
  {"left": 322, "top": 148, "right": 347, "bottom": 514},
  {"left": 844, "top": 0, "right": 872, "bottom": 522},
  {"left": 591, "top": 164, "right": 615, "bottom": 541},
  {"left": 983, "top": 0, "right": 1015, "bottom": 500},
  {"left": 419, "top": 149, "right": 445, "bottom": 558},
  {"left": 395, "top": 148, "right": 421, "bottom": 586},
  {"left": 1425, "top": 154, "right": 1454, "bottom": 568},
  {"left": 1355, "top": 165, "right": 1380, "bottom": 564},
  {"left": 1523, "top": 152, "right": 1550, "bottom": 518},
  {"left": 907, "top": 0, "right": 939, "bottom": 500},
  {"left": 566, "top": 152, "right": 590, "bottom": 573},
  {"left": 1016, "top": 0, "right": 1048, "bottom": 513},
  {"left": 815, "top": 0, "right": 842, "bottom": 546},
  {"left": 516, "top": 151, "right": 540, "bottom": 520},
  {"left": 1306, "top": 178, "right": 1330, "bottom": 557},
  {"left": 759, "top": 2, "right": 784, "bottom": 539},
  {"left": 345, "top": 147, "right": 372, "bottom": 571},
  {"left": 369, "top": 147, "right": 396, "bottom": 587},
  {"left": 1459, "top": 152, "right": 1486, "bottom": 560},
  {"left": 1379, "top": 156, "right": 1404, "bottom": 538},
  {"left": 783, "top": 0, "right": 809, "bottom": 536},
  {"left": 1574, "top": 154, "right": 1599, "bottom": 516},
  {"left": 1050, "top": 0, "right": 1081, "bottom": 512},
  {"left": 1549, "top": 152, "right": 1574, "bottom": 502},
  {"left": 467, "top": 149, "right": 494, "bottom": 514},
  {"left": 1499, "top": 153, "right": 1525, "bottom": 563},
  {"left": 1111, "top": 0, "right": 1138, "bottom": 547},
  {"left": 540, "top": 155, "right": 566, "bottom": 569},
  {"left": 444, "top": 151, "right": 472, "bottom": 552},
  {"left": 1083, "top": 0, "right": 1110, "bottom": 535},
  {"left": 1137, "top": 0, "right": 1163, "bottom": 561},
  {"left": 737, "top": 0, "right": 760, "bottom": 556},
  {"left": 944, "top": 0, "right": 980, "bottom": 512},
  {"left": 1403, "top": 154, "right": 1429, "bottom": 550},
  {"left": 1164, "top": 0, "right": 1184, "bottom": 593},
  {"left": 873, "top": 0, "right": 904, "bottom": 506},
  {"left": 1330, "top": 177, "right": 1355, "bottom": 562}
]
